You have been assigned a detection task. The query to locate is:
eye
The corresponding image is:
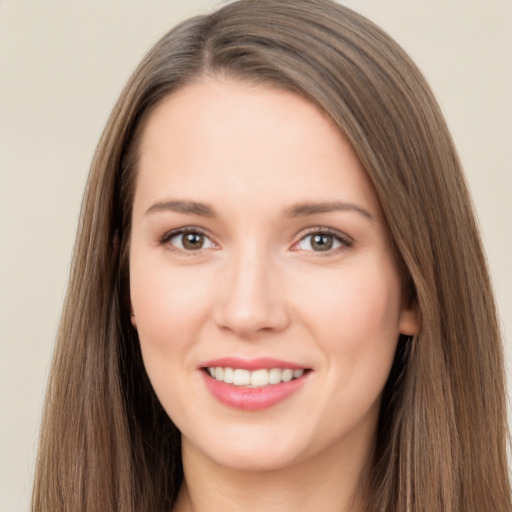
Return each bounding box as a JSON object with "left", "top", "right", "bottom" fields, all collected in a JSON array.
[
  {"left": 164, "top": 229, "right": 216, "bottom": 251},
  {"left": 294, "top": 229, "right": 351, "bottom": 253}
]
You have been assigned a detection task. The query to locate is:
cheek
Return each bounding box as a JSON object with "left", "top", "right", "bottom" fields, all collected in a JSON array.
[
  {"left": 129, "top": 254, "right": 214, "bottom": 366},
  {"left": 293, "top": 260, "right": 403, "bottom": 441},
  {"left": 129, "top": 257, "right": 217, "bottom": 421},
  {"left": 296, "top": 257, "right": 402, "bottom": 377}
]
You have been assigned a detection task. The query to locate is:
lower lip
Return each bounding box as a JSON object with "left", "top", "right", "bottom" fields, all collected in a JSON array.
[{"left": 202, "top": 372, "right": 309, "bottom": 411}]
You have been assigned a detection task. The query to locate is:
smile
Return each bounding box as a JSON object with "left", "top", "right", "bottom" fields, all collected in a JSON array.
[
  {"left": 200, "top": 358, "right": 311, "bottom": 411},
  {"left": 206, "top": 367, "right": 305, "bottom": 388}
]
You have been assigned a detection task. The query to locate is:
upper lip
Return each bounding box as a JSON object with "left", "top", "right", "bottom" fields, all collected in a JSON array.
[{"left": 200, "top": 357, "right": 308, "bottom": 371}]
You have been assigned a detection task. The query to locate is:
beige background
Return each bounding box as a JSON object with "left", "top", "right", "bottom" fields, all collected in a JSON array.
[{"left": 1, "top": 1, "right": 511, "bottom": 510}]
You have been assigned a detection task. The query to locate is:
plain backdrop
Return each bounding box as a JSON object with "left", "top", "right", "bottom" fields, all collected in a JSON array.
[{"left": 1, "top": 1, "right": 511, "bottom": 510}]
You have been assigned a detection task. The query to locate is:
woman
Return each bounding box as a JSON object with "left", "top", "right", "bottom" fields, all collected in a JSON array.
[{"left": 32, "top": 1, "right": 510, "bottom": 511}]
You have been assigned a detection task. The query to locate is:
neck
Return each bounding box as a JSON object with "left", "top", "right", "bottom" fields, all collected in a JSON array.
[{"left": 173, "top": 435, "right": 373, "bottom": 512}]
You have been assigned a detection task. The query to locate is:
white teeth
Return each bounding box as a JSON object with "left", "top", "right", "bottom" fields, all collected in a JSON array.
[
  {"left": 282, "top": 369, "right": 293, "bottom": 382},
  {"left": 268, "top": 368, "right": 282, "bottom": 384},
  {"left": 207, "top": 366, "right": 306, "bottom": 387},
  {"left": 233, "top": 369, "right": 250, "bottom": 386},
  {"left": 250, "top": 369, "right": 269, "bottom": 387},
  {"left": 223, "top": 367, "right": 234, "bottom": 384}
]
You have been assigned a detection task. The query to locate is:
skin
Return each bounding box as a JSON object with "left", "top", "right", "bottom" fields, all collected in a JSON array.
[{"left": 129, "top": 78, "right": 418, "bottom": 512}]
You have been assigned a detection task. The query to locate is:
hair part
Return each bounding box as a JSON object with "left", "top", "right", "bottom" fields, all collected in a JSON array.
[{"left": 33, "top": 1, "right": 510, "bottom": 511}]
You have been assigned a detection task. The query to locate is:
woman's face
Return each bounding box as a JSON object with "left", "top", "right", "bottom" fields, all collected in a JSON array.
[{"left": 129, "top": 78, "right": 418, "bottom": 472}]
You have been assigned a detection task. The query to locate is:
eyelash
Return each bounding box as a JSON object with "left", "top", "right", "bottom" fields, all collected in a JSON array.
[
  {"left": 292, "top": 227, "right": 353, "bottom": 255},
  {"left": 158, "top": 226, "right": 353, "bottom": 255},
  {"left": 158, "top": 227, "right": 216, "bottom": 255}
]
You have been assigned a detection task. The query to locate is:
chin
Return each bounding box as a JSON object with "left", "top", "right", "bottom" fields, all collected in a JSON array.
[
  {"left": 182, "top": 425, "right": 312, "bottom": 473},
  {"left": 208, "top": 448, "right": 303, "bottom": 473}
]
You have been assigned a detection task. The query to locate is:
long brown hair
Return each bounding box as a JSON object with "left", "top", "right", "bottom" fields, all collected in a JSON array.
[{"left": 32, "top": 1, "right": 510, "bottom": 510}]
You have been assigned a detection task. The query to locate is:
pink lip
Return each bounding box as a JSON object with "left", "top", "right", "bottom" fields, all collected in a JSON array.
[
  {"left": 201, "top": 371, "right": 309, "bottom": 411},
  {"left": 201, "top": 357, "right": 306, "bottom": 371}
]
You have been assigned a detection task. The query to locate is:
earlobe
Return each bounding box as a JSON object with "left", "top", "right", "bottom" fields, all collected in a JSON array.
[
  {"left": 130, "top": 306, "right": 137, "bottom": 329},
  {"left": 399, "top": 306, "right": 420, "bottom": 336}
]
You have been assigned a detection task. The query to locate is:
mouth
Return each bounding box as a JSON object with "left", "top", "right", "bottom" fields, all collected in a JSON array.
[
  {"left": 203, "top": 366, "right": 307, "bottom": 388},
  {"left": 200, "top": 358, "right": 311, "bottom": 410}
]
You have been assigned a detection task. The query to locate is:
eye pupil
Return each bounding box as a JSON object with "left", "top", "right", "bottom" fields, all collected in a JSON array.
[
  {"left": 182, "top": 232, "right": 204, "bottom": 250},
  {"left": 311, "top": 234, "right": 333, "bottom": 251}
]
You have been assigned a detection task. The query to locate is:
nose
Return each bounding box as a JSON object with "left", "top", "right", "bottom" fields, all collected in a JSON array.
[{"left": 213, "top": 249, "right": 291, "bottom": 338}]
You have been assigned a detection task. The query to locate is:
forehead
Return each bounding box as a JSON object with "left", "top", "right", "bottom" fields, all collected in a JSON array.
[{"left": 134, "top": 78, "right": 381, "bottom": 219}]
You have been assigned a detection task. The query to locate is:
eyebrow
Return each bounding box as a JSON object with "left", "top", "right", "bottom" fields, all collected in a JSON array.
[
  {"left": 145, "top": 199, "right": 373, "bottom": 221},
  {"left": 286, "top": 201, "right": 373, "bottom": 220},
  {"left": 145, "top": 200, "right": 216, "bottom": 217}
]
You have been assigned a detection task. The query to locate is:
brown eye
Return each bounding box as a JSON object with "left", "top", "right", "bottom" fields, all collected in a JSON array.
[
  {"left": 169, "top": 231, "right": 215, "bottom": 251},
  {"left": 310, "top": 234, "right": 333, "bottom": 251},
  {"left": 182, "top": 232, "right": 204, "bottom": 250},
  {"left": 295, "top": 231, "right": 347, "bottom": 253}
]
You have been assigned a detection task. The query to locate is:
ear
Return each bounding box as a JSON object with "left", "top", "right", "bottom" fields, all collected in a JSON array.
[
  {"left": 399, "top": 302, "right": 420, "bottom": 336},
  {"left": 130, "top": 306, "right": 137, "bottom": 329}
]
